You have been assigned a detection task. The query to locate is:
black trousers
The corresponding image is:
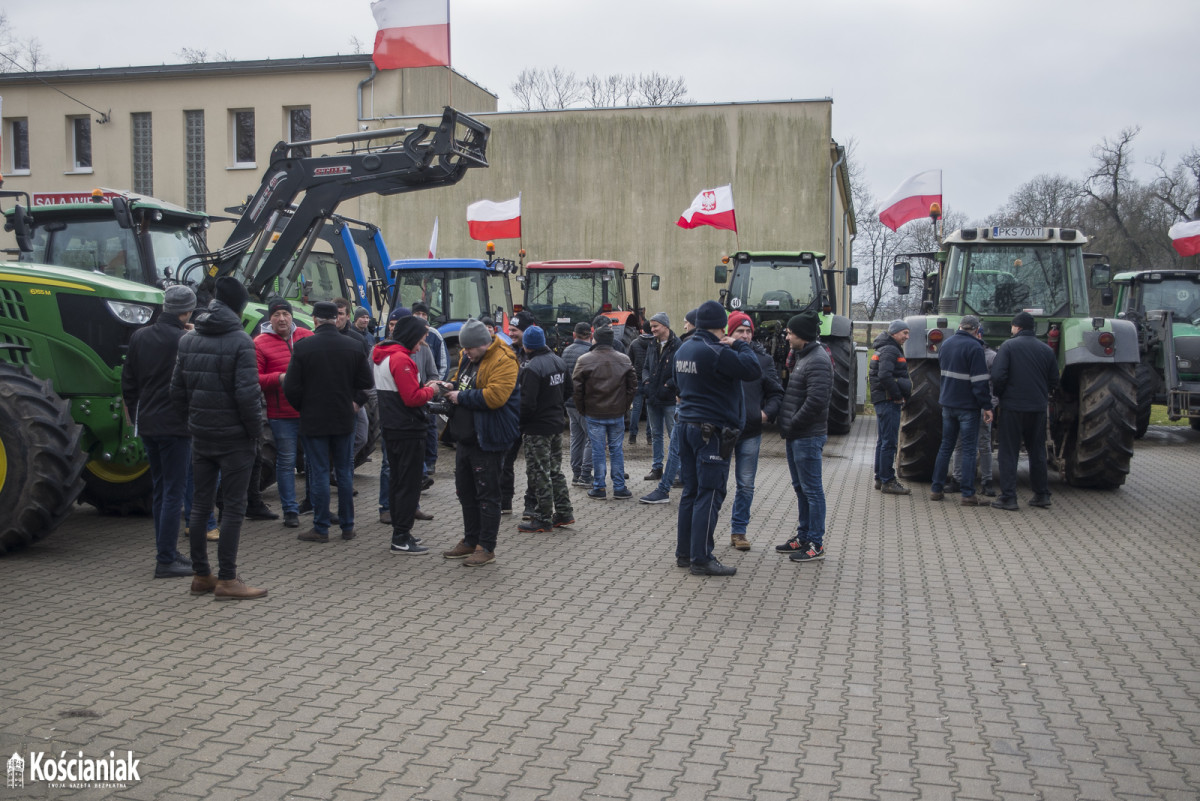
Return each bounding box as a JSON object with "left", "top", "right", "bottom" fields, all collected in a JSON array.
[
  {"left": 456, "top": 442, "right": 504, "bottom": 553},
  {"left": 996, "top": 408, "right": 1050, "bottom": 500},
  {"left": 189, "top": 439, "right": 256, "bottom": 580},
  {"left": 385, "top": 434, "right": 425, "bottom": 544}
]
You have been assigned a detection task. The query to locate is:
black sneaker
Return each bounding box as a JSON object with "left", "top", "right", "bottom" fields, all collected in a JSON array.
[
  {"left": 613, "top": 488, "right": 633, "bottom": 500},
  {"left": 390, "top": 538, "right": 429, "bottom": 555},
  {"left": 1028, "top": 494, "right": 1052, "bottom": 509},
  {"left": 775, "top": 537, "right": 805, "bottom": 553},
  {"left": 500, "top": 505, "right": 513, "bottom": 515},
  {"left": 690, "top": 559, "right": 737, "bottom": 576},
  {"left": 283, "top": 512, "right": 300, "bottom": 528},
  {"left": 298, "top": 498, "right": 313, "bottom": 514},
  {"left": 154, "top": 559, "right": 193, "bottom": 579},
  {"left": 991, "top": 496, "right": 1019, "bottom": 511},
  {"left": 676, "top": 557, "right": 690, "bottom": 568},
  {"left": 552, "top": 513, "right": 575, "bottom": 528},
  {"left": 587, "top": 488, "right": 607, "bottom": 500},
  {"left": 245, "top": 503, "right": 279, "bottom": 521},
  {"left": 421, "top": 476, "right": 434, "bottom": 492},
  {"left": 518, "top": 518, "right": 552, "bottom": 533},
  {"left": 789, "top": 542, "right": 825, "bottom": 562}
]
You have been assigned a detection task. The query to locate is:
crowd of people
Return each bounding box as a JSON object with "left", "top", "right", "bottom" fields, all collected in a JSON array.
[{"left": 122, "top": 280, "right": 1061, "bottom": 598}]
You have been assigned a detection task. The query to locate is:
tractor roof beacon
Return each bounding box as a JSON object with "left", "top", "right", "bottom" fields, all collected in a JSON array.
[{"left": 892, "top": 226, "right": 1140, "bottom": 489}]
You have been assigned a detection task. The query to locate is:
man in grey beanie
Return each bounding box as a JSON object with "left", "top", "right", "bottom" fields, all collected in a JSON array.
[
  {"left": 868, "top": 320, "right": 912, "bottom": 494},
  {"left": 123, "top": 284, "right": 197, "bottom": 578}
]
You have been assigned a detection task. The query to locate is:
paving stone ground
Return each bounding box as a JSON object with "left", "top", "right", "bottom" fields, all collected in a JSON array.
[{"left": 3, "top": 419, "right": 1200, "bottom": 800}]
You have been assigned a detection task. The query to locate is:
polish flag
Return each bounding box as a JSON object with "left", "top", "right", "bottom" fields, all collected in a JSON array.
[
  {"left": 467, "top": 196, "right": 521, "bottom": 240},
  {"left": 879, "top": 169, "right": 942, "bottom": 232},
  {"left": 677, "top": 184, "right": 737, "bottom": 232},
  {"left": 428, "top": 216, "right": 439, "bottom": 258},
  {"left": 371, "top": 0, "right": 450, "bottom": 70},
  {"left": 1169, "top": 219, "right": 1200, "bottom": 258}
]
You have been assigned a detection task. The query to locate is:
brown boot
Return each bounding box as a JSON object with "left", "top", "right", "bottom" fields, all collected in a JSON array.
[
  {"left": 731, "top": 534, "right": 751, "bottom": 551},
  {"left": 213, "top": 578, "right": 268, "bottom": 600},
  {"left": 463, "top": 546, "right": 495, "bottom": 567},
  {"left": 190, "top": 574, "right": 218, "bottom": 596},
  {"left": 442, "top": 540, "right": 474, "bottom": 559}
]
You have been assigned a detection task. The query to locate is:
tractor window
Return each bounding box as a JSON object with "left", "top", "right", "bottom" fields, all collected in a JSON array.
[
  {"left": 446, "top": 272, "right": 488, "bottom": 321},
  {"left": 1141, "top": 279, "right": 1200, "bottom": 319},
  {"left": 486, "top": 273, "right": 512, "bottom": 321},
  {"left": 295, "top": 252, "right": 343, "bottom": 303},
  {"left": 959, "top": 245, "right": 1070, "bottom": 317},
  {"left": 146, "top": 224, "right": 205, "bottom": 286},
  {"left": 726, "top": 262, "right": 818, "bottom": 311},
  {"left": 33, "top": 219, "right": 140, "bottom": 280},
  {"left": 524, "top": 269, "right": 624, "bottom": 329},
  {"left": 395, "top": 271, "right": 446, "bottom": 321}
]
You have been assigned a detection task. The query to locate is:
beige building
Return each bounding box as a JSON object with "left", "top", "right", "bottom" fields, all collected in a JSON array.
[{"left": 0, "top": 55, "right": 855, "bottom": 322}]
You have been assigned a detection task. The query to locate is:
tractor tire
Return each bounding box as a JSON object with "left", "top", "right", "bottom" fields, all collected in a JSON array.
[
  {"left": 1061, "top": 364, "right": 1137, "bottom": 489},
  {"left": 897, "top": 359, "right": 942, "bottom": 482},
  {"left": 0, "top": 363, "right": 87, "bottom": 554},
  {"left": 826, "top": 337, "right": 857, "bottom": 435},
  {"left": 1134, "top": 362, "right": 1154, "bottom": 439},
  {"left": 79, "top": 460, "right": 153, "bottom": 515}
]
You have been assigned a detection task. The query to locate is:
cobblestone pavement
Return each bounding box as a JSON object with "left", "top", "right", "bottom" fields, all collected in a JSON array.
[{"left": 3, "top": 420, "right": 1200, "bottom": 800}]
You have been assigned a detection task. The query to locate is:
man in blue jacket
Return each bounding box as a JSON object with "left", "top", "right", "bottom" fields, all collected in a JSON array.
[
  {"left": 990, "top": 311, "right": 1060, "bottom": 511},
  {"left": 930, "top": 315, "right": 994, "bottom": 505},
  {"left": 673, "top": 300, "right": 762, "bottom": 576}
]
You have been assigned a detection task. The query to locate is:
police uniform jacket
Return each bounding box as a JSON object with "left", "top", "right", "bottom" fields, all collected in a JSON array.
[{"left": 674, "top": 330, "right": 762, "bottom": 431}]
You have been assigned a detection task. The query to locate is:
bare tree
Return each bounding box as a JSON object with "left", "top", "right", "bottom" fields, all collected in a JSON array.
[
  {"left": 349, "top": 35, "right": 365, "bottom": 55},
  {"left": 1149, "top": 146, "right": 1200, "bottom": 221},
  {"left": 544, "top": 66, "right": 583, "bottom": 109},
  {"left": 0, "top": 11, "right": 54, "bottom": 72},
  {"left": 513, "top": 67, "right": 689, "bottom": 110},
  {"left": 636, "top": 72, "right": 689, "bottom": 106},
  {"left": 1082, "top": 126, "right": 1151, "bottom": 266},
  {"left": 176, "top": 47, "right": 208, "bottom": 64},
  {"left": 583, "top": 73, "right": 635, "bottom": 108},
  {"left": 990, "top": 173, "right": 1084, "bottom": 227}
]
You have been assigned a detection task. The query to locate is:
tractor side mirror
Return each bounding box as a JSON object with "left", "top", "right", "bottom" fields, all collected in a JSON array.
[
  {"left": 1090, "top": 263, "right": 1112, "bottom": 289},
  {"left": 893, "top": 262, "right": 911, "bottom": 290},
  {"left": 845, "top": 267, "right": 859, "bottom": 286},
  {"left": 650, "top": 275, "right": 660, "bottom": 291},
  {"left": 7, "top": 204, "right": 32, "bottom": 252},
  {"left": 714, "top": 264, "right": 727, "bottom": 283},
  {"left": 112, "top": 196, "right": 135, "bottom": 230}
]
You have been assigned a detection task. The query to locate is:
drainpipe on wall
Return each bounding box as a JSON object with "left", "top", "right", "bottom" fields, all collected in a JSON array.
[
  {"left": 845, "top": 215, "right": 856, "bottom": 318},
  {"left": 357, "top": 63, "right": 379, "bottom": 123},
  {"left": 829, "top": 144, "right": 846, "bottom": 309}
]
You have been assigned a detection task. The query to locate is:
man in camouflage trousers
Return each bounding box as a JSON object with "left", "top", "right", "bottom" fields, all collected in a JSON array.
[{"left": 517, "top": 326, "right": 575, "bottom": 531}]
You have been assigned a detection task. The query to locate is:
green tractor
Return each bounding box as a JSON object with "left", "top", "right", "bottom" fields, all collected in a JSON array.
[
  {"left": 1107, "top": 269, "right": 1200, "bottom": 435},
  {"left": 892, "top": 226, "right": 1140, "bottom": 489},
  {"left": 713, "top": 250, "right": 859, "bottom": 434}
]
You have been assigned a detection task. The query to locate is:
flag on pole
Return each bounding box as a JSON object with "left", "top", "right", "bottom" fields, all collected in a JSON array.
[
  {"left": 676, "top": 184, "right": 737, "bottom": 232},
  {"left": 879, "top": 169, "right": 942, "bottom": 232},
  {"left": 467, "top": 196, "right": 521, "bottom": 240},
  {"left": 428, "top": 216, "right": 439, "bottom": 258},
  {"left": 1168, "top": 219, "right": 1200, "bottom": 257},
  {"left": 371, "top": 0, "right": 451, "bottom": 70}
]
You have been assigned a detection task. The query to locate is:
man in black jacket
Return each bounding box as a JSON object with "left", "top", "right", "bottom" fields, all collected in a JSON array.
[
  {"left": 775, "top": 311, "right": 832, "bottom": 563},
  {"left": 725, "top": 312, "right": 784, "bottom": 551},
  {"left": 627, "top": 319, "right": 654, "bottom": 446},
  {"left": 501, "top": 310, "right": 537, "bottom": 516},
  {"left": 170, "top": 277, "right": 266, "bottom": 600},
  {"left": 517, "top": 326, "right": 575, "bottom": 532},
  {"left": 642, "top": 312, "right": 682, "bottom": 481},
  {"left": 869, "top": 320, "right": 913, "bottom": 495},
  {"left": 991, "top": 311, "right": 1060, "bottom": 511},
  {"left": 285, "top": 301, "right": 375, "bottom": 543},
  {"left": 123, "top": 284, "right": 197, "bottom": 578}
]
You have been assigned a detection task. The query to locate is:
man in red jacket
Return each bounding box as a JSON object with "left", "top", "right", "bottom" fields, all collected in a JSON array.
[{"left": 255, "top": 297, "right": 313, "bottom": 528}]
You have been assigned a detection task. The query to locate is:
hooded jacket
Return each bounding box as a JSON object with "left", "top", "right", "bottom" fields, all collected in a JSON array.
[
  {"left": 868, "top": 330, "right": 912, "bottom": 405},
  {"left": 373, "top": 340, "right": 436, "bottom": 438},
  {"left": 520, "top": 346, "right": 571, "bottom": 436},
  {"left": 170, "top": 301, "right": 262, "bottom": 442},
  {"left": 255, "top": 322, "right": 314, "bottom": 419},
  {"left": 123, "top": 313, "right": 191, "bottom": 438}
]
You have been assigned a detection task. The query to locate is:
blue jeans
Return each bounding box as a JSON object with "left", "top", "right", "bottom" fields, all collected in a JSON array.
[
  {"left": 953, "top": 414, "right": 993, "bottom": 484},
  {"left": 654, "top": 406, "right": 682, "bottom": 493},
  {"left": 567, "top": 406, "right": 592, "bottom": 481},
  {"left": 586, "top": 417, "right": 626, "bottom": 491},
  {"left": 786, "top": 435, "right": 827, "bottom": 547},
  {"left": 932, "top": 407, "right": 980, "bottom": 497},
  {"left": 873, "top": 400, "right": 901, "bottom": 483},
  {"left": 730, "top": 435, "right": 761, "bottom": 535},
  {"left": 676, "top": 422, "right": 732, "bottom": 565},
  {"left": 302, "top": 433, "right": 355, "bottom": 534},
  {"left": 268, "top": 418, "right": 301, "bottom": 514},
  {"left": 629, "top": 391, "right": 651, "bottom": 440},
  {"left": 143, "top": 434, "right": 190, "bottom": 565},
  {"left": 646, "top": 403, "right": 676, "bottom": 471}
]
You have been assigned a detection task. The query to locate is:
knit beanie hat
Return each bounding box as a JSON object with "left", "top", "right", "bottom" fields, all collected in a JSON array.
[
  {"left": 267, "top": 296, "right": 293, "bottom": 316},
  {"left": 574, "top": 321, "right": 592, "bottom": 338},
  {"left": 388, "top": 306, "right": 412, "bottom": 323},
  {"left": 684, "top": 308, "right": 698, "bottom": 328},
  {"left": 391, "top": 315, "right": 428, "bottom": 351},
  {"left": 354, "top": 306, "right": 370, "bottom": 321},
  {"left": 1012, "top": 311, "right": 1036, "bottom": 330},
  {"left": 213, "top": 276, "right": 250, "bottom": 316},
  {"left": 459, "top": 318, "right": 492, "bottom": 348},
  {"left": 594, "top": 326, "right": 615, "bottom": 347},
  {"left": 727, "top": 311, "right": 754, "bottom": 335},
  {"left": 523, "top": 325, "right": 547, "bottom": 350},
  {"left": 412, "top": 301, "right": 430, "bottom": 315},
  {"left": 650, "top": 312, "right": 670, "bottom": 328},
  {"left": 163, "top": 285, "right": 197, "bottom": 315},
  {"left": 695, "top": 300, "right": 727, "bottom": 330},
  {"left": 887, "top": 319, "right": 909, "bottom": 335},
  {"left": 787, "top": 311, "right": 820, "bottom": 341},
  {"left": 512, "top": 310, "right": 538, "bottom": 331}
]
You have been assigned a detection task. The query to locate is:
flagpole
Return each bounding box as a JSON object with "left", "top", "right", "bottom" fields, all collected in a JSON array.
[{"left": 445, "top": 0, "right": 452, "bottom": 108}]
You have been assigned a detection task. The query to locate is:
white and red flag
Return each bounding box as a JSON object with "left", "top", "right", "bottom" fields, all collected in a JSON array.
[
  {"left": 1169, "top": 219, "right": 1200, "bottom": 258},
  {"left": 371, "top": 0, "right": 450, "bottom": 70},
  {"left": 879, "top": 169, "right": 942, "bottom": 232},
  {"left": 467, "top": 195, "right": 521, "bottom": 240},
  {"left": 428, "top": 216, "right": 439, "bottom": 258},
  {"left": 677, "top": 184, "right": 737, "bottom": 232}
]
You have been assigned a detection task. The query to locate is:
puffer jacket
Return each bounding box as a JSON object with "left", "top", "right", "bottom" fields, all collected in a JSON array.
[
  {"left": 520, "top": 346, "right": 571, "bottom": 436},
  {"left": 868, "top": 330, "right": 912, "bottom": 405},
  {"left": 573, "top": 344, "right": 636, "bottom": 419},
  {"left": 454, "top": 334, "right": 520, "bottom": 452},
  {"left": 642, "top": 333, "right": 683, "bottom": 406},
  {"left": 373, "top": 340, "right": 435, "bottom": 438},
  {"left": 628, "top": 333, "right": 654, "bottom": 386},
  {"left": 122, "top": 314, "right": 190, "bottom": 437},
  {"left": 255, "top": 323, "right": 314, "bottom": 419},
  {"left": 170, "top": 301, "right": 262, "bottom": 442},
  {"left": 778, "top": 340, "right": 832, "bottom": 440}
]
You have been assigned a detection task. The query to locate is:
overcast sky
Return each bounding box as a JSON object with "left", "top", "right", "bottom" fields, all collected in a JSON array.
[{"left": 7, "top": 0, "right": 1198, "bottom": 223}]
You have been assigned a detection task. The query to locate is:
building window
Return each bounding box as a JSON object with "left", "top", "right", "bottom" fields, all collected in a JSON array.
[
  {"left": 9, "top": 119, "right": 29, "bottom": 173},
  {"left": 232, "top": 109, "right": 255, "bottom": 166},
  {"left": 70, "top": 116, "right": 92, "bottom": 171},
  {"left": 288, "top": 107, "right": 311, "bottom": 158},
  {"left": 131, "top": 112, "right": 153, "bottom": 196},
  {"left": 185, "top": 110, "right": 206, "bottom": 213}
]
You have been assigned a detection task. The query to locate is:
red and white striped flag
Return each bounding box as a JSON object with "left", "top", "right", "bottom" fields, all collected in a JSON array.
[
  {"left": 371, "top": 0, "right": 450, "bottom": 70},
  {"left": 676, "top": 184, "right": 737, "bottom": 232},
  {"left": 879, "top": 169, "right": 942, "bottom": 232},
  {"left": 428, "top": 216, "right": 439, "bottom": 258},
  {"left": 1169, "top": 219, "right": 1200, "bottom": 257},
  {"left": 467, "top": 196, "right": 521, "bottom": 240}
]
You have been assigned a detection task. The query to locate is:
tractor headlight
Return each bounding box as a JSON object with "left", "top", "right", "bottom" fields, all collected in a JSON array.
[{"left": 106, "top": 300, "right": 155, "bottom": 325}]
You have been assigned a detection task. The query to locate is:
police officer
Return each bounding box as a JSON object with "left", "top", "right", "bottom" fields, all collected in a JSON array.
[{"left": 673, "top": 300, "right": 762, "bottom": 577}]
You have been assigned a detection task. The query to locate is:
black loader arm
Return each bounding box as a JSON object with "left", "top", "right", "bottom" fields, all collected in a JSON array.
[{"left": 202, "top": 107, "right": 489, "bottom": 299}]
